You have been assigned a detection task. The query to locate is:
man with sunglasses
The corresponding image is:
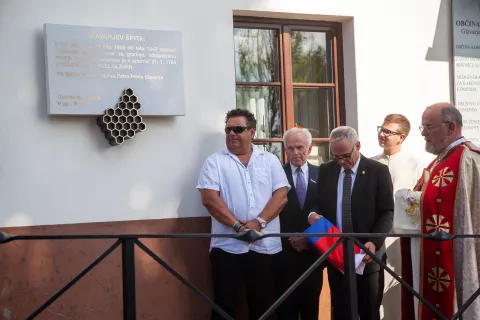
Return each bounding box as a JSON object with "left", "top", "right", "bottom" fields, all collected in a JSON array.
[
  {"left": 307, "top": 126, "right": 394, "bottom": 320},
  {"left": 197, "top": 108, "right": 290, "bottom": 320},
  {"left": 397, "top": 103, "right": 480, "bottom": 320},
  {"left": 371, "top": 114, "right": 424, "bottom": 320}
]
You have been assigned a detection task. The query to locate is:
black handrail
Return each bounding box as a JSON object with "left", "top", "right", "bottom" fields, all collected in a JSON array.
[
  {"left": 0, "top": 230, "right": 479, "bottom": 320},
  {"left": 2, "top": 230, "right": 479, "bottom": 243}
]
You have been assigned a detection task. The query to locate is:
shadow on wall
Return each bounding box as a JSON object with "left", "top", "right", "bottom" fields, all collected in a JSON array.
[
  {"left": 425, "top": 0, "right": 452, "bottom": 62},
  {"left": 425, "top": 0, "right": 454, "bottom": 99},
  {"left": 35, "top": 28, "right": 48, "bottom": 121},
  {"left": 341, "top": 18, "right": 359, "bottom": 130}
]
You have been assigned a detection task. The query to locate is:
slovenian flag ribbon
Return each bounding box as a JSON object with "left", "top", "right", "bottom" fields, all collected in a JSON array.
[{"left": 303, "top": 217, "right": 366, "bottom": 275}]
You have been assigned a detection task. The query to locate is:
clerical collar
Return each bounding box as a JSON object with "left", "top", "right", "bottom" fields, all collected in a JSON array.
[{"left": 437, "top": 136, "right": 467, "bottom": 161}]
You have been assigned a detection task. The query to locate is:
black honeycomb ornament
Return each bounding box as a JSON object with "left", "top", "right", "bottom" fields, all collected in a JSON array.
[{"left": 97, "top": 88, "right": 146, "bottom": 146}]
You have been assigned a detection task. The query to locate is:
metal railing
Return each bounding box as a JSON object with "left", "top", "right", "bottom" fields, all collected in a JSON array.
[{"left": 0, "top": 230, "right": 479, "bottom": 320}]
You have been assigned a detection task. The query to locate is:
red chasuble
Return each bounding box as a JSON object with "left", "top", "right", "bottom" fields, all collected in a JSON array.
[{"left": 401, "top": 145, "right": 464, "bottom": 319}]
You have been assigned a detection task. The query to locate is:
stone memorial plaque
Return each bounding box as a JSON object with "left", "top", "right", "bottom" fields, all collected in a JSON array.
[
  {"left": 452, "top": 0, "right": 480, "bottom": 144},
  {"left": 44, "top": 23, "right": 185, "bottom": 116}
]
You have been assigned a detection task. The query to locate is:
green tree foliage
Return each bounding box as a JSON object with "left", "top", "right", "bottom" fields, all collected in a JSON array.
[
  {"left": 234, "top": 29, "right": 329, "bottom": 143},
  {"left": 234, "top": 29, "right": 281, "bottom": 138}
]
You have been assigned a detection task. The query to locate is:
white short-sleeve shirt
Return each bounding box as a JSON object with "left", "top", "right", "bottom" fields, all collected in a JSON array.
[{"left": 196, "top": 145, "right": 291, "bottom": 254}]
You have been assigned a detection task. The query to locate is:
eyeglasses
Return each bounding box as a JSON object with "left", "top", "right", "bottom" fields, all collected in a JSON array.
[
  {"left": 330, "top": 146, "right": 355, "bottom": 162},
  {"left": 225, "top": 126, "right": 250, "bottom": 134},
  {"left": 418, "top": 122, "right": 450, "bottom": 133},
  {"left": 377, "top": 126, "right": 402, "bottom": 137}
]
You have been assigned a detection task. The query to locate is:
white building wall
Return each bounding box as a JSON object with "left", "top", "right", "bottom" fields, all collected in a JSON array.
[{"left": 0, "top": 0, "right": 448, "bottom": 228}]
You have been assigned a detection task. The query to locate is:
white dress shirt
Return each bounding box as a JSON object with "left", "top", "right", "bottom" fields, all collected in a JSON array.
[
  {"left": 289, "top": 162, "right": 309, "bottom": 188},
  {"left": 197, "top": 145, "right": 291, "bottom": 255},
  {"left": 307, "top": 155, "right": 361, "bottom": 230},
  {"left": 336, "top": 155, "right": 361, "bottom": 232}
]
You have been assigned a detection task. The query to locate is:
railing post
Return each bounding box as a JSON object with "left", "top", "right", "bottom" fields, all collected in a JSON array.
[
  {"left": 343, "top": 237, "right": 359, "bottom": 320},
  {"left": 122, "top": 239, "right": 136, "bottom": 320}
]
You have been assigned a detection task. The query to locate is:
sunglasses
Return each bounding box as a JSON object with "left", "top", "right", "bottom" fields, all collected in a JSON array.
[{"left": 225, "top": 126, "right": 250, "bottom": 134}]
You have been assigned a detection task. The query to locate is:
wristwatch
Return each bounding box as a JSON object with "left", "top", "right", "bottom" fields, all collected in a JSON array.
[{"left": 256, "top": 217, "right": 267, "bottom": 229}]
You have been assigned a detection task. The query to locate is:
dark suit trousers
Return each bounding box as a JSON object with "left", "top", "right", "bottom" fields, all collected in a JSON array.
[
  {"left": 209, "top": 248, "right": 276, "bottom": 320},
  {"left": 275, "top": 249, "right": 323, "bottom": 320},
  {"left": 328, "top": 264, "right": 385, "bottom": 320}
]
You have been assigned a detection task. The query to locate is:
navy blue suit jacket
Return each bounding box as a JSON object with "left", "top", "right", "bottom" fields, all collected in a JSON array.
[{"left": 279, "top": 162, "right": 319, "bottom": 254}]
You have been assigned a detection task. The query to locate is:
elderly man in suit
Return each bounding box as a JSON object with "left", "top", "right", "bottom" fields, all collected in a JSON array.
[
  {"left": 275, "top": 127, "right": 324, "bottom": 320},
  {"left": 308, "top": 126, "right": 394, "bottom": 320}
]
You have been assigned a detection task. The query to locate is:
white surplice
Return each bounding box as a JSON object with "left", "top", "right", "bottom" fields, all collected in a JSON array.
[{"left": 372, "top": 149, "right": 424, "bottom": 320}]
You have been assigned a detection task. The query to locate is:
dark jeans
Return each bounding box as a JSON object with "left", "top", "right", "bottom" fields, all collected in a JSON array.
[{"left": 209, "top": 248, "right": 276, "bottom": 320}]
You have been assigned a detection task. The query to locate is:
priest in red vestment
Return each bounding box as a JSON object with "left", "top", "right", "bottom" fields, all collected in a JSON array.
[{"left": 397, "top": 103, "right": 480, "bottom": 320}]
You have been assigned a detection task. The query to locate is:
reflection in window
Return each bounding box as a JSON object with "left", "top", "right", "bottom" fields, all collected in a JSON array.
[
  {"left": 236, "top": 87, "right": 282, "bottom": 139},
  {"left": 233, "top": 18, "right": 343, "bottom": 162},
  {"left": 294, "top": 89, "right": 335, "bottom": 138},
  {"left": 255, "top": 142, "right": 283, "bottom": 162},
  {"left": 308, "top": 144, "right": 330, "bottom": 166},
  {"left": 291, "top": 31, "right": 332, "bottom": 83},
  {"left": 234, "top": 28, "right": 280, "bottom": 82}
]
